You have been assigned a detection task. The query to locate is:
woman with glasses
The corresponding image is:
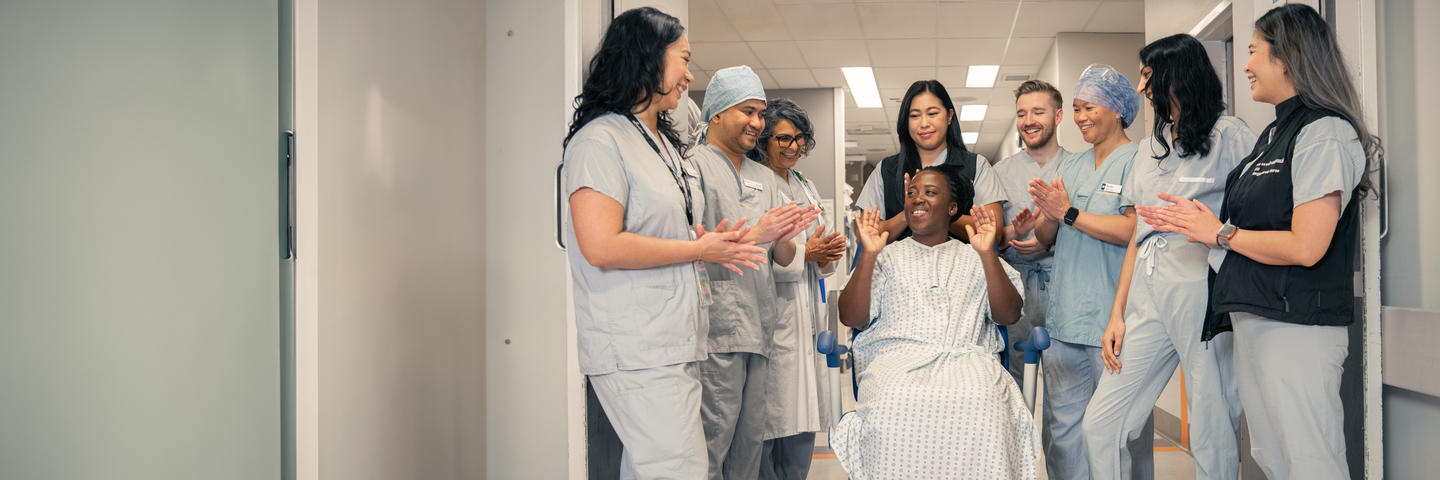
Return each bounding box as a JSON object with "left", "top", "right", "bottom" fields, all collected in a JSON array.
[{"left": 747, "top": 98, "right": 844, "bottom": 479}]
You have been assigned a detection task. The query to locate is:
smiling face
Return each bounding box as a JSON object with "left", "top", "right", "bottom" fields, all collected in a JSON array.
[
  {"left": 653, "top": 34, "right": 693, "bottom": 111},
  {"left": 711, "top": 98, "right": 767, "bottom": 154},
  {"left": 907, "top": 92, "right": 952, "bottom": 152},
  {"left": 765, "top": 119, "right": 805, "bottom": 170},
  {"left": 1244, "top": 30, "right": 1295, "bottom": 105},
  {"left": 1073, "top": 97, "right": 1124, "bottom": 146},
  {"left": 904, "top": 170, "right": 958, "bottom": 237},
  {"left": 1015, "top": 91, "right": 1060, "bottom": 150}
]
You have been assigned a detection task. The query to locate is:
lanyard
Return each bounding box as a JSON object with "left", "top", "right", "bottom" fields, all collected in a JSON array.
[{"left": 626, "top": 114, "right": 694, "bottom": 225}]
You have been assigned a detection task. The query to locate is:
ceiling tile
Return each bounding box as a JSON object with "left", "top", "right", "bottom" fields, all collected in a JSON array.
[
  {"left": 748, "top": 41, "right": 808, "bottom": 69},
  {"left": 692, "top": 42, "right": 762, "bottom": 72},
  {"left": 1013, "top": 1, "right": 1101, "bottom": 36},
  {"left": 856, "top": 3, "right": 937, "bottom": 39},
  {"left": 868, "top": 39, "right": 936, "bottom": 67},
  {"left": 717, "top": 0, "right": 792, "bottom": 42},
  {"left": 795, "top": 40, "right": 870, "bottom": 68},
  {"left": 811, "top": 67, "right": 848, "bottom": 87},
  {"left": 689, "top": 68, "right": 712, "bottom": 90},
  {"left": 769, "top": 68, "right": 820, "bottom": 89},
  {"left": 778, "top": 4, "right": 864, "bottom": 40},
  {"left": 1002, "top": 37, "right": 1055, "bottom": 65},
  {"left": 937, "top": 2, "right": 1019, "bottom": 39},
  {"left": 751, "top": 68, "right": 781, "bottom": 90},
  {"left": 873, "top": 67, "right": 937, "bottom": 89},
  {"left": 687, "top": 0, "right": 742, "bottom": 43},
  {"left": 1084, "top": 1, "right": 1146, "bottom": 33},
  {"left": 938, "top": 38, "right": 1007, "bottom": 66}
]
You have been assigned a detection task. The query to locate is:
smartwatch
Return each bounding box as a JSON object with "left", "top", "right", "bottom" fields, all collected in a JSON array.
[
  {"left": 1063, "top": 207, "right": 1080, "bottom": 226},
  {"left": 1216, "top": 223, "right": 1238, "bottom": 250}
]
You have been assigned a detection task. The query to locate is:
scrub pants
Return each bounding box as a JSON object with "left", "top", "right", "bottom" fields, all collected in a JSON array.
[
  {"left": 700, "top": 352, "right": 769, "bottom": 480},
  {"left": 1042, "top": 339, "right": 1153, "bottom": 480},
  {"left": 1231, "top": 312, "right": 1350, "bottom": 480},
  {"left": 1083, "top": 239, "right": 1243, "bottom": 480},
  {"left": 757, "top": 432, "right": 816, "bottom": 480},
  {"left": 1007, "top": 262, "right": 1051, "bottom": 384},
  {"left": 589, "top": 362, "right": 707, "bottom": 480}
]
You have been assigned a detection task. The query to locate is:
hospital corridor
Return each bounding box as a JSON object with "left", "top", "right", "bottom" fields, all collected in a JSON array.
[{"left": 3, "top": 0, "right": 1439, "bottom": 479}]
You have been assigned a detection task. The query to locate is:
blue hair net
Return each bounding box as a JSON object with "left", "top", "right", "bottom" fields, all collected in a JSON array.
[
  {"left": 702, "top": 65, "right": 767, "bottom": 122},
  {"left": 1074, "top": 64, "right": 1141, "bottom": 128}
]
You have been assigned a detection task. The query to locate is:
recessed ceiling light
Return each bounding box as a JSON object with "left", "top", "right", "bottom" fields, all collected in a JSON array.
[
  {"left": 841, "top": 67, "right": 883, "bottom": 109},
  {"left": 966, "top": 65, "right": 1000, "bottom": 88},
  {"left": 962, "top": 132, "right": 978, "bottom": 144},
  {"left": 959, "top": 105, "right": 987, "bottom": 122}
]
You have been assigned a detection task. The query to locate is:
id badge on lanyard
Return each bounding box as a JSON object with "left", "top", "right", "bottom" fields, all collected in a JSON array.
[{"left": 690, "top": 229, "right": 714, "bottom": 307}]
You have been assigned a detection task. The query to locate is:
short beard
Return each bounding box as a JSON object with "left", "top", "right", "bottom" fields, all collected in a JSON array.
[{"left": 1023, "top": 126, "right": 1055, "bottom": 150}]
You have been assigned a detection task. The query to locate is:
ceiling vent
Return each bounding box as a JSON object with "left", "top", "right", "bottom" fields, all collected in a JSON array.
[{"left": 1002, "top": 73, "right": 1032, "bottom": 83}]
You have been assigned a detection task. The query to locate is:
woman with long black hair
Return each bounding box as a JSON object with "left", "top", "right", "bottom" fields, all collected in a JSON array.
[
  {"left": 1081, "top": 34, "right": 1254, "bottom": 480},
  {"left": 562, "top": 8, "right": 767, "bottom": 478},
  {"left": 854, "top": 80, "right": 1007, "bottom": 247},
  {"left": 1138, "top": 5, "right": 1380, "bottom": 479}
]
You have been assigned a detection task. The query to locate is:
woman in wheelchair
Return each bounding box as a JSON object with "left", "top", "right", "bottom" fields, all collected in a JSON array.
[{"left": 834, "top": 165, "right": 1041, "bottom": 479}]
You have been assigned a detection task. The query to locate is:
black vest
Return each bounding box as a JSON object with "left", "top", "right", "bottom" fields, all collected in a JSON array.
[
  {"left": 878, "top": 148, "right": 978, "bottom": 240},
  {"left": 1202, "top": 97, "right": 1360, "bottom": 340}
]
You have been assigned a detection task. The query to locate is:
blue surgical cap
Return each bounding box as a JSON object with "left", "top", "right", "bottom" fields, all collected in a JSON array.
[
  {"left": 1074, "top": 64, "right": 1141, "bottom": 128},
  {"left": 702, "top": 66, "right": 767, "bottom": 122}
]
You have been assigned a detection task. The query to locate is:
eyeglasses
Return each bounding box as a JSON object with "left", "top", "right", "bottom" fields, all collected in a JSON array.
[{"left": 771, "top": 134, "right": 810, "bottom": 149}]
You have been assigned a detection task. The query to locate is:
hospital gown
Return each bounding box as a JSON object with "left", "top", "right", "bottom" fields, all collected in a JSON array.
[{"left": 831, "top": 237, "right": 1039, "bottom": 479}]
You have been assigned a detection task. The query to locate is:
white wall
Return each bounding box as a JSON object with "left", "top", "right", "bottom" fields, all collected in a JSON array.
[
  {"left": 301, "top": 0, "right": 488, "bottom": 478},
  {"left": 485, "top": 0, "right": 572, "bottom": 478}
]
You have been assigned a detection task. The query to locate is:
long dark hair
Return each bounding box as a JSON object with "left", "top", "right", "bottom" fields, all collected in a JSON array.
[
  {"left": 563, "top": 7, "right": 686, "bottom": 155},
  {"left": 896, "top": 80, "right": 972, "bottom": 175},
  {"left": 1140, "top": 34, "right": 1225, "bottom": 160},
  {"left": 1256, "top": 4, "right": 1381, "bottom": 197}
]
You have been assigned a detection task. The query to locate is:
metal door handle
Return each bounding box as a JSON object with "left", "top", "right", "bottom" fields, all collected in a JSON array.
[
  {"left": 1379, "top": 153, "right": 1389, "bottom": 242},
  {"left": 555, "top": 162, "right": 566, "bottom": 250},
  {"left": 281, "top": 130, "right": 295, "bottom": 259}
]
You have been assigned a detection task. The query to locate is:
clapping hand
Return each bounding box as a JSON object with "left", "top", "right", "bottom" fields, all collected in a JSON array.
[
  {"left": 1027, "top": 177, "right": 1072, "bottom": 221},
  {"left": 804, "top": 224, "right": 845, "bottom": 264},
  {"left": 695, "top": 219, "right": 767, "bottom": 274}
]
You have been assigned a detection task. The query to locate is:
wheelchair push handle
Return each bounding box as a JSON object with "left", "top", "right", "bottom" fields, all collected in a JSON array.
[
  {"left": 1016, "top": 326, "right": 1050, "bottom": 365},
  {"left": 817, "top": 330, "right": 849, "bottom": 368}
]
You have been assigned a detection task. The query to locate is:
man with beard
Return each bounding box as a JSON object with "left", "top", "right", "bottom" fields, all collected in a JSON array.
[{"left": 992, "top": 80, "right": 1069, "bottom": 384}]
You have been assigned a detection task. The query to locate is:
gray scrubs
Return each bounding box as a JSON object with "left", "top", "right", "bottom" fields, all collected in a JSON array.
[
  {"left": 992, "top": 147, "right": 1069, "bottom": 382},
  {"left": 1229, "top": 117, "right": 1365, "bottom": 480},
  {"left": 691, "top": 144, "right": 785, "bottom": 480},
  {"left": 854, "top": 150, "right": 1005, "bottom": 213},
  {"left": 1083, "top": 117, "right": 1253, "bottom": 480},
  {"left": 760, "top": 169, "right": 833, "bottom": 480},
  {"left": 564, "top": 113, "right": 708, "bottom": 479}
]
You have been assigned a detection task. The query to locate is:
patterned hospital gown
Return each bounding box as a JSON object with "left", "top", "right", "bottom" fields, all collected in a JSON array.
[{"left": 832, "top": 238, "right": 1040, "bottom": 479}]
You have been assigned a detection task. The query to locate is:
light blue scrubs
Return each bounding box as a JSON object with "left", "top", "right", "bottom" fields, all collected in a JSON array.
[
  {"left": 564, "top": 113, "right": 708, "bottom": 479},
  {"left": 993, "top": 147, "right": 1069, "bottom": 382},
  {"left": 1042, "top": 142, "right": 1152, "bottom": 480},
  {"left": 1083, "top": 116, "right": 1254, "bottom": 480}
]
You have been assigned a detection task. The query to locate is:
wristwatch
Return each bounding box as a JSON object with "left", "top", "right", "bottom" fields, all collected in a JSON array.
[
  {"left": 1216, "top": 223, "right": 1238, "bottom": 250},
  {"left": 1063, "top": 207, "right": 1080, "bottom": 226}
]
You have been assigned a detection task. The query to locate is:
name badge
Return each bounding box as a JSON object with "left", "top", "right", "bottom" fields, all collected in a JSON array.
[
  {"left": 1179, "top": 177, "right": 1215, "bottom": 184},
  {"left": 1098, "top": 183, "right": 1123, "bottom": 194},
  {"left": 742, "top": 179, "right": 765, "bottom": 191}
]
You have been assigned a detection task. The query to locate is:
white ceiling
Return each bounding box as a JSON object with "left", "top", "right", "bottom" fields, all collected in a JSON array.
[{"left": 687, "top": 0, "right": 1144, "bottom": 161}]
